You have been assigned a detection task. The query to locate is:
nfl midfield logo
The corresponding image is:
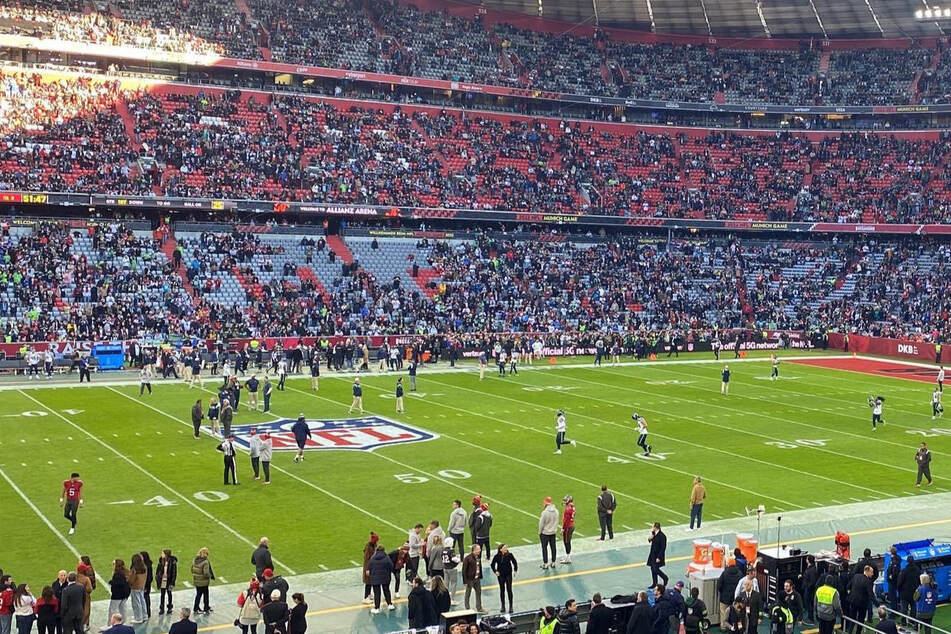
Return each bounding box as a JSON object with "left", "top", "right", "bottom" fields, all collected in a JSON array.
[{"left": 230, "top": 416, "right": 437, "bottom": 452}]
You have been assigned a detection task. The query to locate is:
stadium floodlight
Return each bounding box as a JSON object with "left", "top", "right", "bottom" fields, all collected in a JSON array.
[{"left": 917, "top": 7, "right": 951, "bottom": 18}]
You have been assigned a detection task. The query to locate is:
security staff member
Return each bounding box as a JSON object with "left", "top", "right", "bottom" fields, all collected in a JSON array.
[
  {"left": 814, "top": 575, "right": 842, "bottom": 634},
  {"left": 190, "top": 399, "right": 204, "bottom": 439},
  {"left": 217, "top": 434, "right": 239, "bottom": 485},
  {"left": 263, "top": 376, "right": 273, "bottom": 413}
]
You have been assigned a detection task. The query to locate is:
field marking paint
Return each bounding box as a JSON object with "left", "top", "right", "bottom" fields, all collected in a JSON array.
[
  {"left": 287, "top": 383, "right": 688, "bottom": 519},
  {"left": 365, "top": 446, "right": 541, "bottom": 522},
  {"left": 0, "top": 466, "right": 109, "bottom": 587},
  {"left": 554, "top": 368, "right": 927, "bottom": 483},
  {"left": 0, "top": 354, "right": 849, "bottom": 393},
  {"left": 349, "top": 560, "right": 361, "bottom": 567},
  {"left": 422, "top": 375, "right": 808, "bottom": 509},
  {"left": 655, "top": 362, "right": 951, "bottom": 446},
  {"left": 18, "top": 389, "right": 292, "bottom": 570},
  {"left": 629, "top": 363, "right": 946, "bottom": 462},
  {"left": 505, "top": 373, "right": 887, "bottom": 499},
  {"left": 107, "top": 386, "right": 405, "bottom": 537}
]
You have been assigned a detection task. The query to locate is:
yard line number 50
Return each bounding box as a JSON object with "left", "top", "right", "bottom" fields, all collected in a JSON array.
[{"left": 394, "top": 471, "right": 471, "bottom": 484}]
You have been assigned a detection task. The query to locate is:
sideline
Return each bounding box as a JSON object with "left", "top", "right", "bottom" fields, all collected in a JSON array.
[
  {"left": 17, "top": 390, "right": 298, "bottom": 573},
  {"left": 0, "top": 353, "right": 848, "bottom": 391},
  {"left": 170, "top": 514, "right": 951, "bottom": 631}
]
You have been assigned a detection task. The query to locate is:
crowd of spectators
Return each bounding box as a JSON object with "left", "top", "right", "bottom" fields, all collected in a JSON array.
[
  {"left": 0, "top": 221, "right": 197, "bottom": 342},
  {"left": 0, "top": 1, "right": 245, "bottom": 56},
  {"left": 0, "top": 217, "right": 948, "bottom": 345},
  {"left": 6, "top": 79, "right": 951, "bottom": 222},
  {"left": 0, "top": 0, "right": 944, "bottom": 106}
]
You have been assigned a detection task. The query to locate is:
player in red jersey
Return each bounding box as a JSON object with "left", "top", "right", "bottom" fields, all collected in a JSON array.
[
  {"left": 59, "top": 472, "right": 84, "bottom": 535},
  {"left": 560, "top": 495, "right": 575, "bottom": 565}
]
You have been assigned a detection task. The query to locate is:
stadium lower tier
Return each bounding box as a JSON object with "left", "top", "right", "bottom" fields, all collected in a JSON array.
[{"left": 0, "top": 218, "right": 947, "bottom": 343}]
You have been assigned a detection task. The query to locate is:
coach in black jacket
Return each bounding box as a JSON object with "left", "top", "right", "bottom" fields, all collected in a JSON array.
[
  {"left": 627, "top": 592, "right": 656, "bottom": 634},
  {"left": 897, "top": 556, "right": 921, "bottom": 621},
  {"left": 252, "top": 539, "right": 273, "bottom": 582},
  {"left": 586, "top": 593, "right": 612, "bottom": 634},
  {"left": 60, "top": 573, "right": 86, "bottom": 634}
]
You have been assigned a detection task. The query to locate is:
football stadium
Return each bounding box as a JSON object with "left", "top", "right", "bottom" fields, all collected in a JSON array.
[{"left": 2, "top": 0, "right": 951, "bottom": 633}]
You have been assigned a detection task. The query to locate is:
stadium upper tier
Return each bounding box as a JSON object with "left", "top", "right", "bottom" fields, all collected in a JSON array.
[
  {"left": 1, "top": 0, "right": 950, "bottom": 107},
  {"left": 3, "top": 75, "right": 951, "bottom": 224},
  {"left": 1, "top": 220, "right": 948, "bottom": 343}
]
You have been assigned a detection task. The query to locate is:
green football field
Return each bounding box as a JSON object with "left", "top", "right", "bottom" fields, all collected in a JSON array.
[{"left": 1, "top": 350, "right": 947, "bottom": 596}]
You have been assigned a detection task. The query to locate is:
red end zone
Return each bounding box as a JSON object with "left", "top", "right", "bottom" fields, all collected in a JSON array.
[{"left": 790, "top": 357, "right": 939, "bottom": 383}]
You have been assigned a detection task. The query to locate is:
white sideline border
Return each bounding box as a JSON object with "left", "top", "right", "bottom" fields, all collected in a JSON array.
[
  {"left": 14, "top": 390, "right": 298, "bottom": 574},
  {"left": 0, "top": 353, "right": 853, "bottom": 391}
]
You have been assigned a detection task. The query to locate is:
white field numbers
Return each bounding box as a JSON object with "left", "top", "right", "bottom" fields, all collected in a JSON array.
[
  {"left": 142, "top": 491, "right": 230, "bottom": 507},
  {"left": 765, "top": 439, "right": 830, "bottom": 449},
  {"left": 395, "top": 470, "right": 471, "bottom": 484},
  {"left": 906, "top": 427, "right": 951, "bottom": 438}
]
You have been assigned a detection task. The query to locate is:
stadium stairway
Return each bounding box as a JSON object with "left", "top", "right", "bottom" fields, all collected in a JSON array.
[
  {"left": 232, "top": 266, "right": 264, "bottom": 301},
  {"left": 819, "top": 50, "right": 831, "bottom": 71},
  {"left": 295, "top": 266, "right": 327, "bottom": 296},
  {"left": 325, "top": 235, "right": 354, "bottom": 265},
  {"left": 158, "top": 233, "right": 197, "bottom": 299},
  {"left": 115, "top": 99, "right": 141, "bottom": 150}
]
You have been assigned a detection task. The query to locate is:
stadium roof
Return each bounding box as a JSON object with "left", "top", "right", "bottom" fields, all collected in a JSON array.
[{"left": 473, "top": 0, "right": 942, "bottom": 38}]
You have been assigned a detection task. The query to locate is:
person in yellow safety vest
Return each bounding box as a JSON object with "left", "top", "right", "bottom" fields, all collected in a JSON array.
[
  {"left": 814, "top": 575, "right": 842, "bottom": 634},
  {"left": 538, "top": 605, "right": 558, "bottom": 634}
]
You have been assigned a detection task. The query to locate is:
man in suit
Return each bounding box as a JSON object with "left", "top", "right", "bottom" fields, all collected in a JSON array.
[
  {"left": 168, "top": 608, "right": 197, "bottom": 634},
  {"left": 586, "top": 593, "right": 611, "bottom": 634},
  {"left": 740, "top": 580, "right": 762, "bottom": 634},
  {"left": 846, "top": 566, "right": 875, "bottom": 633},
  {"left": 60, "top": 573, "right": 86, "bottom": 634},
  {"left": 648, "top": 522, "right": 669, "bottom": 588},
  {"left": 627, "top": 591, "right": 655, "bottom": 634}
]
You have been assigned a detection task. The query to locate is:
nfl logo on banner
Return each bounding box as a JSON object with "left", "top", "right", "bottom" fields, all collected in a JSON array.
[{"left": 230, "top": 416, "right": 437, "bottom": 452}]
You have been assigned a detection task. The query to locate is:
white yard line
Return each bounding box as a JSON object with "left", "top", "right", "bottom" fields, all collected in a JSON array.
[
  {"left": 20, "top": 389, "right": 297, "bottom": 572},
  {"left": 0, "top": 466, "right": 108, "bottom": 587},
  {"left": 106, "top": 386, "right": 405, "bottom": 537},
  {"left": 422, "top": 376, "right": 808, "bottom": 509},
  {"left": 553, "top": 369, "right": 931, "bottom": 481},
  {"left": 0, "top": 354, "right": 852, "bottom": 392},
  {"left": 292, "top": 383, "right": 689, "bottom": 519},
  {"left": 477, "top": 373, "right": 888, "bottom": 499}
]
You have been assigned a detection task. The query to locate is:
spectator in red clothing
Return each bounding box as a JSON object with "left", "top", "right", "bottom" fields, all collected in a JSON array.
[
  {"left": 561, "top": 495, "right": 576, "bottom": 565},
  {"left": 35, "top": 588, "right": 58, "bottom": 634}
]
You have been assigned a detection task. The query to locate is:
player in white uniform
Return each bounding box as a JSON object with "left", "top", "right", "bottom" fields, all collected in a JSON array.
[
  {"left": 509, "top": 349, "right": 519, "bottom": 375},
  {"left": 869, "top": 396, "right": 885, "bottom": 430},
  {"left": 532, "top": 339, "right": 543, "bottom": 364},
  {"left": 634, "top": 413, "right": 651, "bottom": 455},
  {"left": 27, "top": 349, "right": 40, "bottom": 379},
  {"left": 554, "top": 410, "right": 577, "bottom": 454},
  {"left": 938, "top": 366, "right": 945, "bottom": 393},
  {"left": 44, "top": 349, "right": 54, "bottom": 378},
  {"left": 140, "top": 368, "right": 153, "bottom": 395},
  {"left": 933, "top": 389, "right": 944, "bottom": 420}
]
